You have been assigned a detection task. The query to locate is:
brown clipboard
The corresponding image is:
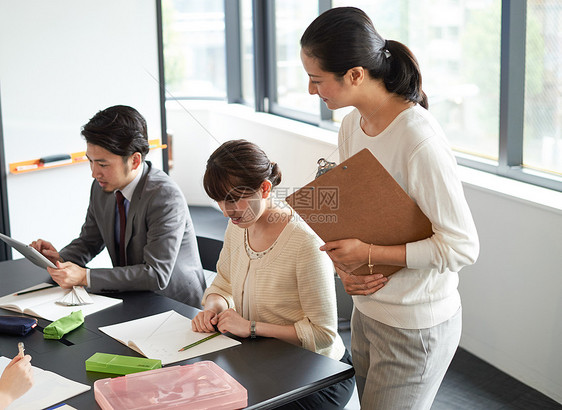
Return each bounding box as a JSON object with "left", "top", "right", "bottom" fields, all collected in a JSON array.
[{"left": 285, "top": 148, "right": 433, "bottom": 276}]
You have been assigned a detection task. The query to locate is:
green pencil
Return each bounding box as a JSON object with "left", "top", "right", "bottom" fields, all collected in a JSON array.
[{"left": 178, "top": 332, "right": 220, "bottom": 352}]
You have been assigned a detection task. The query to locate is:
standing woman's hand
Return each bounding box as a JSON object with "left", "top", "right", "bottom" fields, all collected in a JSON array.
[
  {"left": 335, "top": 266, "right": 388, "bottom": 296},
  {"left": 321, "top": 239, "right": 407, "bottom": 275},
  {"left": 320, "top": 238, "right": 370, "bottom": 273}
]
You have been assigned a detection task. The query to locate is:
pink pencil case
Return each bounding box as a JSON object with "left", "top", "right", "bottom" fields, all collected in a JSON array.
[{"left": 94, "top": 360, "right": 248, "bottom": 410}]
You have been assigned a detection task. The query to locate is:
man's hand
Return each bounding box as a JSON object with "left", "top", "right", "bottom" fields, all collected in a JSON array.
[
  {"left": 30, "top": 239, "right": 62, "bottom": 265},
  {"left": 47, "top": 261, "right": 87, "bottom": 288}
]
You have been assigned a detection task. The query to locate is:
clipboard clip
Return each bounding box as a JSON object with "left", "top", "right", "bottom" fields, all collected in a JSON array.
[{"left": 315, "top": 158, "right": 337, "bottom": 179}]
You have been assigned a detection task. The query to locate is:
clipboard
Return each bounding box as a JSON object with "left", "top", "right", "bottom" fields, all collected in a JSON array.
[
  {"left": 0, "top": 233, "right": 57, "bottom": 269},
  {"left": 285, "top": 148, "right": 433, "bottom": 276}
]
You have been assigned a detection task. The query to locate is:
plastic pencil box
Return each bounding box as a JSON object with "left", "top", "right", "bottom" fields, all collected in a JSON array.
[
  {"left": 85, "top": 352, "right": 162, "bottom": 375},
  {"left": 94, "top": 360, "right": 248, "bottom": 410}
]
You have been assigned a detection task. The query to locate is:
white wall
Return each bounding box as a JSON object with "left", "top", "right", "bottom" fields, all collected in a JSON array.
[
  {"left": 167, "top": 101, "right": 562, "bottom": 404},
  {"left": 0, "top": 0, "right": 163, "bottom": 265},
  {"left": 167, "top": 100, "right": 338, "bottom": 206},
  {"left": 459, "top": 178, "right": 562, "bottom": 404}
]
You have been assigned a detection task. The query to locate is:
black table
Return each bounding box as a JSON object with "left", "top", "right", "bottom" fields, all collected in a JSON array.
[{"left": 0, "top": 259, "right": 354, "bottom": 409}]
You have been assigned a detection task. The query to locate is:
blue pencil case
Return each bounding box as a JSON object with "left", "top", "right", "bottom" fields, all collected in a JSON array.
[{"left": 0, "top": 316, "right": 38, "bottom": 336}]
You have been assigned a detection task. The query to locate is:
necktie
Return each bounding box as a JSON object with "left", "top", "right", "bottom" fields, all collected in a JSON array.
[{"left": 115, "top": 190, "right": 127, "bottom": 266}]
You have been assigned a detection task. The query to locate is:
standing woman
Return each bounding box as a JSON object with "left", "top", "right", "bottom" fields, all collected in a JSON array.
[
  {"left": 300, "top": 7, "right": 479, "bottom": 410},
  {"left": 192, "top": 139, "right": 354, "bottom": 409}
]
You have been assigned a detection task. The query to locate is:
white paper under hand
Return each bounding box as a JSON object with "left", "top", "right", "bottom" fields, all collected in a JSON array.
[{"left": 99, "top": 310, "right": 241, "bottom": 365}]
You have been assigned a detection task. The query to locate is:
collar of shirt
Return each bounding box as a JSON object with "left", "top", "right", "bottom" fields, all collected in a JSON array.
[{"left": 115, "top": 161, "right": 145, "bottom": 202}]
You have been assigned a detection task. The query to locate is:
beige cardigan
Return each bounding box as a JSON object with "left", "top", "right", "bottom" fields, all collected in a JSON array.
[{"left": 203, "top": 215, "right": 345, "bottom": 360}]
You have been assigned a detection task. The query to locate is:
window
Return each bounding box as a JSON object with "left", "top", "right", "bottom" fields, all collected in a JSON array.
[
  {"left": 524, "top": 0, "right": 562, "bottom": 176},
  {"left": 162, "top": 0, "right": 226, "bottom": 99},
  {"left": 240, "top": 0, "right": 255, "bottom": 105},
  {"left": 273, "top": 1, "right": 320, "bottom": 118},
  {"left": 160, "top": 0, "right": 562, "bottom": 191},
  {"left": 333, "top": 0, "right": 501, "bottom": 162}
]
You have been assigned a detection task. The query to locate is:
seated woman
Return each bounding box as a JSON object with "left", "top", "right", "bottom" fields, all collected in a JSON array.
[{"left": 192, "top": 139, "right": 354, "bottom": 409}]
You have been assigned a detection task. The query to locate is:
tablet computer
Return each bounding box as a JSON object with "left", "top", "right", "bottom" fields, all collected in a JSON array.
[{"left": 0, "top": 233, "right": 57, "bottom": 269}]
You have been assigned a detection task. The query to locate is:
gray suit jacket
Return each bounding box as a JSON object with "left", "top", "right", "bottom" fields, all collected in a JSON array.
[{"left": 59, "top": 162, "right": 205, "bottom": 308}]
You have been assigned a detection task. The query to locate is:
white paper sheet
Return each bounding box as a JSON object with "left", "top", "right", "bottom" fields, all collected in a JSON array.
[
  {"left": 0, "top": 356, "right": 90, "bottom": 410},
  {"left": 99, "top": 310, "right": 241, "bottom": 365}
]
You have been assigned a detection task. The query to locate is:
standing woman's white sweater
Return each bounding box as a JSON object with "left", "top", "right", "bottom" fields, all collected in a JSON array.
[{"left": 339, "top": 105, "right": 479, "bottom": 330}]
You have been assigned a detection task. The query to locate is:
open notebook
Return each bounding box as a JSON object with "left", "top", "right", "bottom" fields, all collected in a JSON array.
[
  {"left": 0, "top": 283, "right": 122, "bottom": 321},
  {"left": 0, "top": 356, "right": 90, "bottom": 410},
  {"left": 99, "top": 310, "right": 241, "bottom": 365}
]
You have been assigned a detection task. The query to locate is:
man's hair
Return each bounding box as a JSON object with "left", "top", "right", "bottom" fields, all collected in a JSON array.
[{"left": 81, "top": 105, "right": 150, "bottom": 160}]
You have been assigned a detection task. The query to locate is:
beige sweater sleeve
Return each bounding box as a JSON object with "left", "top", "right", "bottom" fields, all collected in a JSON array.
[
  {"left": 202, "top": 224, "right": 235, "bottom": 309},
  {"left": 291, "top": 229, "right": 341, "bottom": 356}
]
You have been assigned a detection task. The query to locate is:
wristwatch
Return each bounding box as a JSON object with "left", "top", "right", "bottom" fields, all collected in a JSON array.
[{"left": 250, "top": 321, "right": 257, "bottom": 339}]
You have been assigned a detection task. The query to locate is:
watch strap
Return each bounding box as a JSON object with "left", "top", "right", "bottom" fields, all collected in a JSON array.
[{"left": 250, "top": 320, "right": 257, "bottom": 339}]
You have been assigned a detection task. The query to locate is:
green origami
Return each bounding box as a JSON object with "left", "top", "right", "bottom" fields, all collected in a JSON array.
[{"left": 43, "top": 310, "right": 84, "bottom": 340}]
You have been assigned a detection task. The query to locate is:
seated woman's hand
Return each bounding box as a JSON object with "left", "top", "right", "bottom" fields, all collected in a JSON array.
[
  {"left": 335, "top": 266, "right": 388, "bottom": 296},
  {"left": 216, "top": 309, "right": 251, "bottom": 338},
  {"left": 191, "top": 310, "right": 219, "bottom": 333}
]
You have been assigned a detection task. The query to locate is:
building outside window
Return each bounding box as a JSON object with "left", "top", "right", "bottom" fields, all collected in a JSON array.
[
  {"left": 161, "top": 0, "right": 562, "bottom": 190},
  {"left": 274, "top": 1, "right": 320, "bottom": 117},
  {"left": 524, "top": 0, "right": 562, "bottom": 176},
  {"left": 241, "top": 0, "right": 255, "bottom": 105},
  {"left": 333, "top": 0, "right": 501, "bottom": 163},
  {"left": 162, "top": 0, "right": 226, "bottom": 99}
]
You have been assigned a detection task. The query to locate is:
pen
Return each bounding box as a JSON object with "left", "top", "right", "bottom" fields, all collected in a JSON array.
[
  {"left": 18, "top": 342, "right": 24, "bottom": 357},
  {"left": 178, "top": 332, "right": 220, "bottom": 352},
  {"left": 15, "top": 284, "right": 57, "bottom": 296}
]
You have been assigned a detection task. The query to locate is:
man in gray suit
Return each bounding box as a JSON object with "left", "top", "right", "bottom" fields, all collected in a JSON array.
[{"left": 31, "top": 105, "right": 205, "bottom": 308}]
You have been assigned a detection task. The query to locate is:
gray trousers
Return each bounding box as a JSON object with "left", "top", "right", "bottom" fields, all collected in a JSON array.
[{"left": 351, "top": 307, "right": 462, "bottom": 410}]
